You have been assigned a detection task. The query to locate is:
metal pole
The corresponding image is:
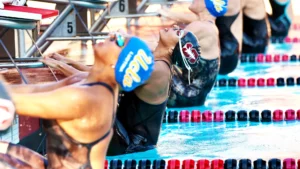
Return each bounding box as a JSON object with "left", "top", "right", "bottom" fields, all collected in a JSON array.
[
  {"left": 23, "top": 5, "right": 73, "bottom": 58},
  {"left": 17, "top": 30, "right": 26, "bottom": 58},
  {"left": 104, "top": 12, "right": 159, "bottom": 19},
  {"left": 0, "top": 28, "right": 9, "bottom": 39},
  {"left": 40, "top": 41, "right": 53, "bottom": 54},
  {"left": 46, "top": 36, "right": 109, "bottom": 41},
  {"left": 89, "top": 1, "right": 118, "bottom": 32},
  {"left": 0, "top": 40, "right": 28, "bottom": 83}
]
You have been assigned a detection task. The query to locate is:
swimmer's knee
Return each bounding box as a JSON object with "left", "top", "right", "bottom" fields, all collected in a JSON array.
[{"left": 242, "top": 14, "right": 268, "bottom": 54}]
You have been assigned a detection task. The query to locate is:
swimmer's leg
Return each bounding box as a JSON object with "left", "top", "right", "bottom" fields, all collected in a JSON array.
[
  {"left": 268, "top": 0, "right": 292, "bottom": 38},
  {"left": 0, "top": 141, "right": 47, "bottom": 169},
  {"left": 216, "top": 0, "right": 241, "bottom": 74},
  {"left": 241, "top": 0, "right": 268, "bottom": 53}
]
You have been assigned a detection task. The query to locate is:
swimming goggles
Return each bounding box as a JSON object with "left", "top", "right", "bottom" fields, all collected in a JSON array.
[{"left": 115, "top": 33, "right": 125, "bottom": 47}]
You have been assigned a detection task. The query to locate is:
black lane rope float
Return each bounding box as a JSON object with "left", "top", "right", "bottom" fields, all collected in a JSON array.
[
  {"left": 163, "top": 109, "right": 300, "bottom": 123},
  {"left": 215, "top": 77, "right": 300, "bottom": 87},
  {"left": 106, "top": 158, "right": 299, "bottom": 169}
]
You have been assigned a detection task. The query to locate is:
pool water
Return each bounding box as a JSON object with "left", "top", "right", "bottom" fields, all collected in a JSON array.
[{"left": 107, "top": 39, "right": 300, "bottom": 161}]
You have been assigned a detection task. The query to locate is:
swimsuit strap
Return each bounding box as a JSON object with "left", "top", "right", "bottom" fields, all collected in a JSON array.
[{"left": 81, "top": 82, "right": 115, "bottom": 147}]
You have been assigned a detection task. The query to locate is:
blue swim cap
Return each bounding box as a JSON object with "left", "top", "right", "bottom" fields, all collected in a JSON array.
[
  {"left": 204, "top": 0, "right": 228, "bottom": 17},
  {"left": 115, "top": 37, "right": 155, "bottom": 92}
]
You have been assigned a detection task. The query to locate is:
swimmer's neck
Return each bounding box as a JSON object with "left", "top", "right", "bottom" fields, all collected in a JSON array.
[
  {"left": 196, "top": 10, "right": 216, "bottom": 23},
  {"left": 153, "top": 43, "right": 172, "bottom": 64},
  {"left": 85, "top": 61, "right": 117, "bottom": 88}
]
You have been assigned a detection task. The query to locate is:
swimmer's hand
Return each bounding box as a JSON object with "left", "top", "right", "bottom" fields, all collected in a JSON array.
[
  {"left": 40, "top": 57, "right": 63, "bottom": 69},
  {"left": 45, "top": 53, "right": 73, "bottom": 64}
]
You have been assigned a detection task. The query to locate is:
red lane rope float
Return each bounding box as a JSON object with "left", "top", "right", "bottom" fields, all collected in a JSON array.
[
  {"left": 271, "top": 37, "right": 300, "bottom": 44},
  {"left": 106, "top": 158, "right": 298, "bottom": 169},
  {"left": 164, "top": 109, "right": 300, "bottom": 123},
  {"left": 240, "top": 54, "right": 299, "bottom": 63},
  {"left": 216, "top": 77, "right": 300, "bottom": 87}
]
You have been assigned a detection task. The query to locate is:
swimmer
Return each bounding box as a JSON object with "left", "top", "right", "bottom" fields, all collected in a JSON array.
[
  {"left": 159, "top": 0, "right": 221, "bottom": 107},
  {"left": 41, "top": 27, "right": 173, "bottom": 155},
  {"left": 0, "top": 34, "right": 154, "bottom": 169},
  {"left": 268, "top": 0, "right": 293, "bottom": 38},
  {"left": 42, "top": 24, "right": 213, "bottom": 153},
  {"left": 159, "top": 0, "right": 239, "bottom": 75}
]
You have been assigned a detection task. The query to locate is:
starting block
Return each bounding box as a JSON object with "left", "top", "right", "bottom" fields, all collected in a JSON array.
[{"left": 0, "top": 0, "right": 114, "bottom": 60}]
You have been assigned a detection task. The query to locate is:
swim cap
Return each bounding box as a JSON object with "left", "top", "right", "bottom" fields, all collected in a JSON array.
[
  {"left": 204, "top": 0, "right": 228, "bottom": 17},
  {"left": 172, "top": 31, "right": 201, "bottom": 69},
  {"left": 171, "top": 31, "right": 201, "bottom": 85},
  {"left": 115, "top": 37, "right": 154, "bottom": 92}
]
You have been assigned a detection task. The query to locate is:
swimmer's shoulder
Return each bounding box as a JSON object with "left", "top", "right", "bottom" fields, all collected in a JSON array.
[{"left": 186, "top": 21, "right": 220, "bottom": 60}]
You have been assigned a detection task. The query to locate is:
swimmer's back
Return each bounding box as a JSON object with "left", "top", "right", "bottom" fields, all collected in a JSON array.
[
  {"left": 185, "top": 21, "right": 220, "bottom": 60},
  {"left": 134, "top": 60, "right": 171, "bottom": 105},
  {"left": 44, "top": 82, "right": 117, "bottom": 169}
]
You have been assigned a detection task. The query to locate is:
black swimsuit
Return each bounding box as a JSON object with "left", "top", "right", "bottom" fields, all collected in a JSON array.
[
  {"left": 268, "top": 0, "right": 291, "bottom": 38},
  {"left": 107, "top": 60, "right": 171, "bottom": 156},
  {"left": 167, "top": 57, "right": 219, "bottom": 108},
  {"left": 43, "top": 82, "right": 115, "bottom": 169},
  {"left": 216, "top": 13, "right": 240, "bottom": 75},
  {"left": 242, "top": 14, "right": 268, "bottom": 54}
]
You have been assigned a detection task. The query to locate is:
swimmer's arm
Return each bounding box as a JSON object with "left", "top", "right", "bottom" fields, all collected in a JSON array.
[
  {"left": 56, "top": 62, "right": 86, "bottom": 77},
  {"left": 159, "top": 9, "right": 199, "bottom": 24},
  {"left": 41, "top": 58, "right": 86, "bottom": 77},
  {"left": 67, "top": 60, "right": 91, "bottom": 72},
  {"left": 11, "top": 87, "right": 94, "bottom": 119},
  {"left": 9, "top": 72, "right": 88, "bottom": 93}
]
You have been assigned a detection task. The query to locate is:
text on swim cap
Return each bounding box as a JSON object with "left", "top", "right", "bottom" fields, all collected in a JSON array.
[
  {"left": 211, "top": 0, "right": 226, "bottom": 12},
  {"left": 123, "top": 49, "right": 153, "bottom": 87},
  {"left": 119, "top": 51, "right": 133, "bottom": 72}
]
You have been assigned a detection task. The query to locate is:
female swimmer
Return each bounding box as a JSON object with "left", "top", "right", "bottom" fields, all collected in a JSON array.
[
  {"left": 0, "top": 34, "right": 154, "bottom": 169},
  {"left": 41, "top": 23, "right": 217, "bottom": 153},
  {"left": 159, "top": 0, "right": 221, "bottom": 107},
  {"left": 158, "top": 0, "right": 269, "bottom": 74},
  {"left": 41, "top": 27, "right": 174, "bottom": 156}
]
